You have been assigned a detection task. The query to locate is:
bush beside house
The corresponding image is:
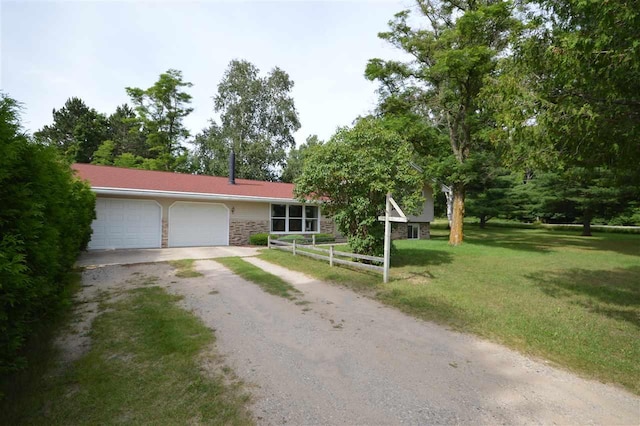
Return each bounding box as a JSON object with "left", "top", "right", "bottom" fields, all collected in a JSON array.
[
  {"left": 249, "top": 233, "right": 270, "bottom": 246},
  {"left": 250, "top": 233, "right": 337, "bottom": 246}
]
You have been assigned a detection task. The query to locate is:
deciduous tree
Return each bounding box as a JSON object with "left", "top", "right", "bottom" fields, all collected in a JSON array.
[
  {"left": 189, "top": 122, "right": 228, "bottom": 176},
  {"left": 487, "top": 1, "right": 640, "bottom": 234},
  {"left": 294, "top": 118, "right": 423, "bottom": 256},
  {"left": 281, "top": 135, "right": 322, "bottom": 183},
  {"left": 126, "top": 69, "right": 193, "bottom": 171},
  {"left": 212, "top": 59, "right": 300, "bottom": 181},
  {"left": 529, "top": 0, "right": 640, "bottom": 172},
  {"left": 366, "top": 0, "right": 521, "bottom": 245}
]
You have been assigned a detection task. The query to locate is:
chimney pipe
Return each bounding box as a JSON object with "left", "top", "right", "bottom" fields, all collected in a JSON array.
[{"left": 229, "top": 150, "right": 236, "bottom": 185}]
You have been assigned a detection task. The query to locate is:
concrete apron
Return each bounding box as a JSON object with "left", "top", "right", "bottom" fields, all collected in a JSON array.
[{"left": 76, "top": 246, "right": 260, "bottom": 267}]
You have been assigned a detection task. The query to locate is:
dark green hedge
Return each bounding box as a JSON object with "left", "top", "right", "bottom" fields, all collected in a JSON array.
[
  {"left": 313, "top": 233, "right": 336, "bottom": 243},
  {"left": 277, "top": 234, "right": 307, "bottom": 243},
  {"left": 249, "top": 233, "right": 270, "bottom": 246},
  {"left": 0, "top": 95, "right": 96, "bottom": 374}
]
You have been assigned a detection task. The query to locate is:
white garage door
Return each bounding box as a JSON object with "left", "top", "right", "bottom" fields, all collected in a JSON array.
[
  {"left": 89, "top": 198, "right": 162, "bottom": 250},
  {"left": 169, "top": 202, "right": 229, "bottom": 247}
]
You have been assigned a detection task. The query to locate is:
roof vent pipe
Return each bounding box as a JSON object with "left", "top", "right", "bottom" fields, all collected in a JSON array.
[{"left": 229, "top": 150, "right": 236, "bottom": 185}]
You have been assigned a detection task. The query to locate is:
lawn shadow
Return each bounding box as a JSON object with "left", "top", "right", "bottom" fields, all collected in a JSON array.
[
  {"left": 392, "top": 247, "right": 454, "bottom": 267},
  {"left": 527, "top": 266, "right": 640, "bottom": 328},
  {"left": 466, "top": 227, "right": 640, "bottom": 257}
]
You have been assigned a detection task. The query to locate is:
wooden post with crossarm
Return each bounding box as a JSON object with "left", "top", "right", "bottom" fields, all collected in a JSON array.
[{"left": 378, "top": 193, "right": 408, "bottom": 283}]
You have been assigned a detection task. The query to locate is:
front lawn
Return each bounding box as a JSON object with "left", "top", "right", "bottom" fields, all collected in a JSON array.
[{"left": 259, "top": 226, "right": 640, "bottom": 394}]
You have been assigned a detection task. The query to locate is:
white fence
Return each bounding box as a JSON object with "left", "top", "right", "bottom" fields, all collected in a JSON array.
[{"left": 267, "top": 237, "right": 384, "bottom": 274}]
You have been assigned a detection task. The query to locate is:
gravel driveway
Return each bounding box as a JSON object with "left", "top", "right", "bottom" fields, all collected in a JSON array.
[
  {"left": 174, "top": 259, "right": 638, "bottom": 425},
  {"left": 74, "top": 259, "right": 639, "bottom": 425}
]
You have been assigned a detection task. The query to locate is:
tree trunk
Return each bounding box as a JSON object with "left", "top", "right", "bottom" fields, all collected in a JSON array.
[
  {"left": 479, "top": 216, "right": 487, "bottom": 229},
  {"left": 449, "top": 185, "right": 465, "bottom": 245},
  {"left": 581, "top": 210, "right": 592, "bottom": 237}
]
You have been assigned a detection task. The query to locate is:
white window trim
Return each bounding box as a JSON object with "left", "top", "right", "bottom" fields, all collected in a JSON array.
[{"left": 270, "top": 203, "right": 321, "bottom": 234}]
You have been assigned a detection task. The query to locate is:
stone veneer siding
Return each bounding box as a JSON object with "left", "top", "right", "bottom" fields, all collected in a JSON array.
[
  {"left": 419, "top": 223, "right": 431, "bottom": 240},
  {"left": 320, "top": 218, "right": 336, "bottom": 236},
  {"left": 391, "top": 223, "right": 408, "bottom": 240},
  {"left": 229, "top": 220, "right": 270, "bottom": 246},
  {"left": 161, "top": 218, "right": 168, "bottom": 248},
  {"left": 391, "top": 222, "right": 431, "bottom": 240}
]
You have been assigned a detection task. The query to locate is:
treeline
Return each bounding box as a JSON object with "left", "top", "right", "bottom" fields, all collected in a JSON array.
[
  {"left": 293, "top": 0, "right": 639, "bottom": 253},
  {"left": 35, "top": 60, "right": 305, "bottom": 182},
  {"left": 0, "top": 95, "right": 95, "bottom": 375},
  {"left": 32, "top": 0, "right": 640, "bottom": 253},
  {"left": 466, "top": 168, "right": 639, "bottom": 229},
  {"left": 359, "top": 0, "right": 640, "bottom": 243}
]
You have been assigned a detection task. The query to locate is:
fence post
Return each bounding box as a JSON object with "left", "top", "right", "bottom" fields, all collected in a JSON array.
[
  {"left": 293, "top": 239, "right": 297, "bottom": 256},
  {"left": 330, "top": 245, "right": 334, "bottom": 267},
  {"left": 268, "top": 235, "right": 271, "bottom": 249},
  {"left": 312, "top": 234, "right": 316, "bottom": 246}
]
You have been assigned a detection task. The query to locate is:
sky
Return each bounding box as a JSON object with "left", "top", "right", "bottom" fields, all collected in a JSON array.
[{"left": 1, "top": 0, "right": 415, "bottom": 146}]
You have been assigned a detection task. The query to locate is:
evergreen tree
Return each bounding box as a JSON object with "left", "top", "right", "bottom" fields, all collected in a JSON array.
[{"left": 35, "top": 97, "right": 108, "bottom": 163}]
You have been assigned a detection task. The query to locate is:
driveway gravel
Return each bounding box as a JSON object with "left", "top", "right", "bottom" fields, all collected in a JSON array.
[
  {"left": 184, "top": 258, "right": 639, "bottom": 425},
  {"left": 72, "top": 257, "right": 640, "bottom": 425}
]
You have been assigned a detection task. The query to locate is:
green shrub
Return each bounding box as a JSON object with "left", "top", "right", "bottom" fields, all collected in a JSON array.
[
  {"left": 278, "top": 234, "right": 307, "bottom": 242},
  {"left": 249, "top": 233, "right": 269, "bottom": 246},
  {"left": 271, "top": 234, "right": 336, "bottom": 244},
  {"left": 314, "top": 233, "right": 335, "bottom": 243},
  {"left": 0, "top": 94, "right": 95, "bottom": 375}
]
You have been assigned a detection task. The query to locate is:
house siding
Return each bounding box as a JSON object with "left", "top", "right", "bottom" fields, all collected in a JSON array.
[
  {"left": 406, "top": 185, "right": 435, "bottom": 223},
  {"left": 162, "top": 218, "right": 169, "bottom": 248},
  {"left": 419, "top": 223, "right": 431, "bottom": 240},
  {"left": 93, "top": 194, "right": 338, "bottom": 247},
  {"left": 391, "top": 222, "right": 431, "bottom": 241},
  {"left": 391, "top": 223, "right": 408, "bottom": 240},
  {"left": 229, "top": 220, "right": 270, "bottom": 245},
  {"left": 320, "top": 215, "right": 336, "bottom": 235}
]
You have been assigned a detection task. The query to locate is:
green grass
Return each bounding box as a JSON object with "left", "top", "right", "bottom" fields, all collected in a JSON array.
[
  {"left": 293, "top": 244, "right": 357, "bottom": 262},
  {"left": 261, "top": 249, "right": 379, "bottom": 295},
  {"left": 216, "top": 257, "right": 301, "bottom": 300},
  {"left": 168, "top": 259, "right": 204, "bottom": 278},
  {"left": 259, "top": 226, "right": 640, "bottom": 394},
  {"left": 2, "top": 286, "right": 252, "bottom": 425}
]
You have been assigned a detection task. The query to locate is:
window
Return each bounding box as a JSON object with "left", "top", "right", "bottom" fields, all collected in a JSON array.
[
  {"left": 407, "top": 224, "right": 419, "bottom": 239},
  {"left": 271, "top": 204, "right": 286, "bottom": 232},
  {"left": 305, "top": 205, "right": 318, "bottom": 232},
  {"left": 270, "top": 204, "right": 320, "bottom": 233},
  {"left": 289, "top": 205, "right": 303, "bottom": 232}
]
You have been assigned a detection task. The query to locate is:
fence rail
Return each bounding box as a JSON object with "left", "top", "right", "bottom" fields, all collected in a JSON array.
[{"left": 268, "top": 237, "right": 384, "bottom": 274}]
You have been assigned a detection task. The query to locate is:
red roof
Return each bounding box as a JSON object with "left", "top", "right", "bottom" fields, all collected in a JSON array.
[{"left": 72, "top": 163, "right": 295, "bottom": 200}]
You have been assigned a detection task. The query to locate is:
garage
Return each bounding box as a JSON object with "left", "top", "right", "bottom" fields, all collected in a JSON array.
[
  {"left": 169, "top": 202, "right": 229, "bottom": 247},
  {"left": 89, "top": 198, "right": 162, "bottom": 249}
]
